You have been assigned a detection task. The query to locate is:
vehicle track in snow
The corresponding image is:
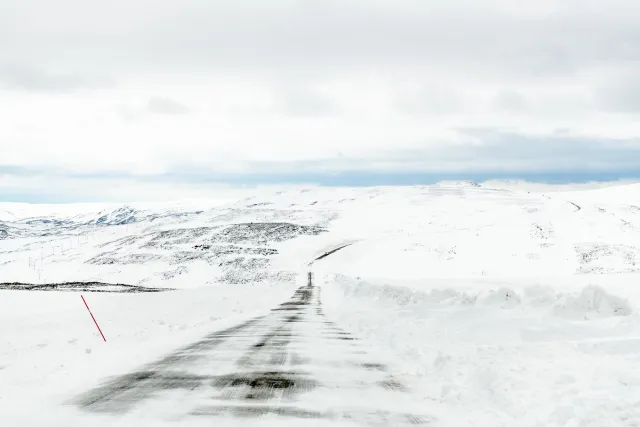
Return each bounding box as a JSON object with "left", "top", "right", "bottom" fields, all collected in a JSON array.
[
  {"left": 567, "top": 201, "right": 582, "bottom": 212},
  {"left": 75, "top": 282, "right": 432, "bottom": 425}
]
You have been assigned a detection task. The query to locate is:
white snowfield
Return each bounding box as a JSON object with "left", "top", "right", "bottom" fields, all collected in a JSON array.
[{"left": 1, "top": 181, "right": 640, "bottom": 426}]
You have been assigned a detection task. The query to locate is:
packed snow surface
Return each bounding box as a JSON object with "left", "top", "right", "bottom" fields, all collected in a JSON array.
[{"left": 1, "top": 181, "right": 640, "bottom": 426}]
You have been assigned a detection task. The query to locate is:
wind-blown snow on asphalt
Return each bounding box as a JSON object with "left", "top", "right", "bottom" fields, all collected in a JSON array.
[{"left": 1, "top": 181, "right": 640, "bottom": 426}]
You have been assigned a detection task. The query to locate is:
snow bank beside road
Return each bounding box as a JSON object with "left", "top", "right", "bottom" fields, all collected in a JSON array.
[
  {"left": 322, "top": 274, "right": 634, "bottom": 319},
  {"left": 321, "top": 274, "right": 640, "bottom": 426},
  {"left": 553, "top": 285, "right": 633, "bottom": 320}
]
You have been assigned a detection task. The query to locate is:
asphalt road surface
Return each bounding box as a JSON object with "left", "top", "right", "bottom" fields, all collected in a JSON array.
[{"left": 75, "top": 280, "right": 432, "bottom": 425}]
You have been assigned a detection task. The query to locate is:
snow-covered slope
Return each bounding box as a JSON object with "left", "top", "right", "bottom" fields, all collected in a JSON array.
[
  {"left": 1, "top": 181, "right": 640, "bottom": 426},
  {"left": 4, "top": 181, "right": 640, "bottom": 285}
]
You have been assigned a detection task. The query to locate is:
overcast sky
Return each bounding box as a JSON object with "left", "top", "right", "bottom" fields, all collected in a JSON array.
[{"left": 2, "top": 0, "right": 640, "bottom": 202}]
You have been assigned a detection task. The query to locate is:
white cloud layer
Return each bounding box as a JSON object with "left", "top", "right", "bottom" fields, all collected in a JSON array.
[{"left": 2, "top": 0, "right": 640, "bottom": 200}]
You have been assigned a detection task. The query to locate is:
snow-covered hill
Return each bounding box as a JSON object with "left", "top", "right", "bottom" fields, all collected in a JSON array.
[
  {"left": 2, "top": 181, "right": 640, "bottom": 288},
  {"left": 1, "top": 181, "right": 640, "bottom": 426}
]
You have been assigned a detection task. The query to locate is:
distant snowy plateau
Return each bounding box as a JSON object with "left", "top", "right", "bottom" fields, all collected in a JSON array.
[{"left": 1, "top": 182, "right": 640, "bottom": 426}]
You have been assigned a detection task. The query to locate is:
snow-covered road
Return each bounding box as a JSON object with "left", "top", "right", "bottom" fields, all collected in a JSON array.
[{"left": 74, "top": 282, "right": 431, "bottom": 426}]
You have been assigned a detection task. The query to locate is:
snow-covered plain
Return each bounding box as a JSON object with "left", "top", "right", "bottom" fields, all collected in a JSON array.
[{"left": 1, "top": 181, "right": 640, "bottom": 426}]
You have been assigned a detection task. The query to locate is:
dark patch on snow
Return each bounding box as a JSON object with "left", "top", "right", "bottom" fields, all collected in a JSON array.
[
  {"left": 217, "top": 257, "right": 270, "bottom": 270},
  {"left": 211, "top": 222, "right": 326, "bottom": 245},
  {"left": 95, "top": 206, "right": 138, "bottom": 225},
  {"left": 86, "top": 253, "right": 163, "bottom": 265},
  {"left": 192, "top": 405, "right": 323, "bottom": 419},
  {"left": 169, "top": 251, "right": 206, "bottom": 265},
  {"left": 576, "top": 243, "right": 640, "bottom": 273},
  {"left": 161, "top": 266, "right": 188, "bottom": 280},
  {"left": 567, "top": 201, "right": 582, "bottom": 212},
  {"left": 361, "top": 363, "right": 388, "bottom": 372},
  {"left": 194, "top": 244, "right": 278, "bottom": 256},
  {"left": 148, "top": 227, "right": 218, "bottom": 242},
  {"left": 211, "top": 371, "right": 316, "bottom": 401},
  {"left": 531, "top": 223, "right": 554, "bottom": 240},
  {"left": 314, "top": 243, "right": 353, "bottom": 261},
  {"left": 220, "top": 270, "right": 297, "bottom": 285},
  {"left": 0, "top": 282, "right": 170, "bottom": 292},
  {"left": 23, "top": 218, "right": 73, "bottom": 226},
  {"left": 97, "top": 235, "right": 145, "bottom": 249},
  {"left": 378, "top": 378, "right": 408, "bottom": 392}
]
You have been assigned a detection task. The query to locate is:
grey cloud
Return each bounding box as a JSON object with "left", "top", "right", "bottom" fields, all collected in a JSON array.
[
  {"left": 3, "top": 130, "right": 640, "bottom": 193},
  {"left": 442, "top": 128, "right": 640, "bottom": 171},
  {"left": 227, "top": 83, "right": 337, "bottom": 117},
  {"left": 118, "top": 132, "right": 640, "bottom": 177},
  {"left": 2, "top": 0, "right": 640, "bottom": 80},
  {"left": 396, "top": 86, "right": 462, "bottom": 115},
  {"left": 278, "top": 87, "right": 336, "bottom": 117},
  {"left": 492, "top": 91, "right": 530, "bottom": 113},
  {"left": 594, "top": 70, "right": 640, "bottom": 113},
  {"left": 115, "top": 97, "right": 190, "bottom": 121},
  {"left": 147, "top": 97, "right": 190, "bottom": 115},
  {"left": 0, "top": 165, "right": 41, "bottom": 176},
  {"left": 116, "top": 105, "right": 143, "bottom": 122},
  {"left": 4, "top": 126, "right": 638, "bottom": 178},
  {"left": 0, "top": 64, "right": 114, "bottom": 92}
]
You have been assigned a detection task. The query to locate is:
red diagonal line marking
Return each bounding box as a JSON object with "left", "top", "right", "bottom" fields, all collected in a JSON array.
[{"left": 81, "top": 295, "right": 107, "bottom": 342}]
